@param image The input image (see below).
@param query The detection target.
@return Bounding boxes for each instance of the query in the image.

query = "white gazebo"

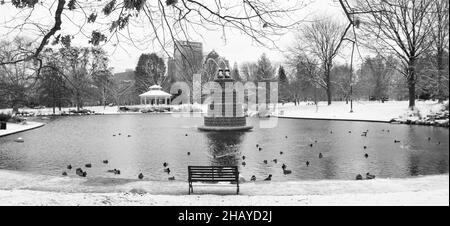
[139,85,172,105]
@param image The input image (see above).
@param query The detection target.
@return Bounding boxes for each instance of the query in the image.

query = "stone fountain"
[198,69,253,132]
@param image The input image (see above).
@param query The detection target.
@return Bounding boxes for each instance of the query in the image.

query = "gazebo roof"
[139,86,171,98]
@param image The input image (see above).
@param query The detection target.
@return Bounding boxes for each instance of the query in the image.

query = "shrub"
[0,113,12,122]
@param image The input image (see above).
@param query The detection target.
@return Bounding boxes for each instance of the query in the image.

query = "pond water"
[0,114,448,182]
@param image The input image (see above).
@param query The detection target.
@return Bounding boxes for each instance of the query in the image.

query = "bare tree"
[0,0,308,77]
[291,18,349,105]
[355,0,435,108]
[429,0,449,102]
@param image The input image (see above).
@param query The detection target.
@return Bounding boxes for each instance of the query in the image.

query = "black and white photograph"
[0,0,448,210]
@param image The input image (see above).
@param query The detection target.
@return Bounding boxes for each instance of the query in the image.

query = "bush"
[0,113,12,122]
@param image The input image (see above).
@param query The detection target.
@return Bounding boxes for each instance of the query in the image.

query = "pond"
[0,114,448,182]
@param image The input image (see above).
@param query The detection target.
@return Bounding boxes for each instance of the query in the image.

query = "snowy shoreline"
[0,170,448,206]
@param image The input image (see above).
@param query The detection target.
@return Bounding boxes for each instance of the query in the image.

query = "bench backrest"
[188,166,239,182]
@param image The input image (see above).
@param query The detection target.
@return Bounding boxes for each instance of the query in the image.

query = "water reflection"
[206,132,245,166]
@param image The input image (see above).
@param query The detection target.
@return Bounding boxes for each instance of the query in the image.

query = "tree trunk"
[436,48,444,103]
[407,59,416,109]
[325,65,332,105]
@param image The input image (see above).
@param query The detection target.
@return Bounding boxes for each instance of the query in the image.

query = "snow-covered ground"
[0,170,447,206]
[0,101,447,124]
[0,121,44,137]
[275,100,447,122]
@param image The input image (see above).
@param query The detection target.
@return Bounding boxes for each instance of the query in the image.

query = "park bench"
[188,166,239,195]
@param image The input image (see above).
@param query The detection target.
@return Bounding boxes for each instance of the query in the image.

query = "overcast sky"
[0,0,359,73]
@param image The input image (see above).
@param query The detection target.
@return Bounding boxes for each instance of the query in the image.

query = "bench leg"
[237,185,239,195]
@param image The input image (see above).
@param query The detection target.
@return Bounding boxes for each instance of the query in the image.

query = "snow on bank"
[275,101,447,123]
[0,170,447,206]
[0,121,44,137]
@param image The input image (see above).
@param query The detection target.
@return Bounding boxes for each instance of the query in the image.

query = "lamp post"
[344,37,356,113]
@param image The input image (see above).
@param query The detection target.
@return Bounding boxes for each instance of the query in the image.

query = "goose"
[306,161,310,167]
[85,163,92,168]
[168,176,175,181]
[355,174,363,180]
[366,173,376,180]
[114,169,121,175]
[164,168,171,174]
[273,159,278,163]
[282,164,287,170]
[263,160,268,164]
[138,173,144,180]
[102,160,109,164]
[319,153,323,159]
[264,174,272,181]
[163,162,168,167]
[250,175,256,181]
[364,153,369,158]
[67,164,72,170]
[62,172,67,176]
[283,169,292,175]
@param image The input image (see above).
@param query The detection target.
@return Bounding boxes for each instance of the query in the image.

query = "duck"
[242,156,246,160]
[306,161,310,167]
[394,140,401,143]
[164,168,171,174]
[102,160,108,164]
[330,131,333,134]
[273,159,278,163]
[355,174,363,180]
[187,152,191,156]
[309,143,313,147]
[242,161,246,166]
[168,176,175,181]
[282,164,287,170]
[185,134,188,136]
[128,135,131,137]
[438,141,441,145]
[85,163,92,168]
[427,137,431,141]
[264,174,272,181]
[138,173,144,180]
[283,169,292,175]
[67,164,72,170]
[319,153,323,159]
[363,146,367,149]
[348,131,352,134]
[163,162,168,167]
[366,173,376,180]
[114,169,121,175]
[285,136,288,139]
[62,172,67,176]
[250,175,256,181]
[280,151,283,155]
[315,140,318,143]
[263,160,268,164]
[364,153,369,158]
[113,134,116,137]
[258,147,262,151]
[76,168,86,177]
[118,133,121,136]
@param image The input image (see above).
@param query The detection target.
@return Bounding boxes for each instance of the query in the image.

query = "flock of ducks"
[59,129,443,182]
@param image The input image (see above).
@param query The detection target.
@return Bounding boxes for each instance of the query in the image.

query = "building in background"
[171,41,204,83]
[112,70,138,105]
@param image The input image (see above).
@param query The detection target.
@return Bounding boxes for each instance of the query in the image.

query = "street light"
[343,37,355,113]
